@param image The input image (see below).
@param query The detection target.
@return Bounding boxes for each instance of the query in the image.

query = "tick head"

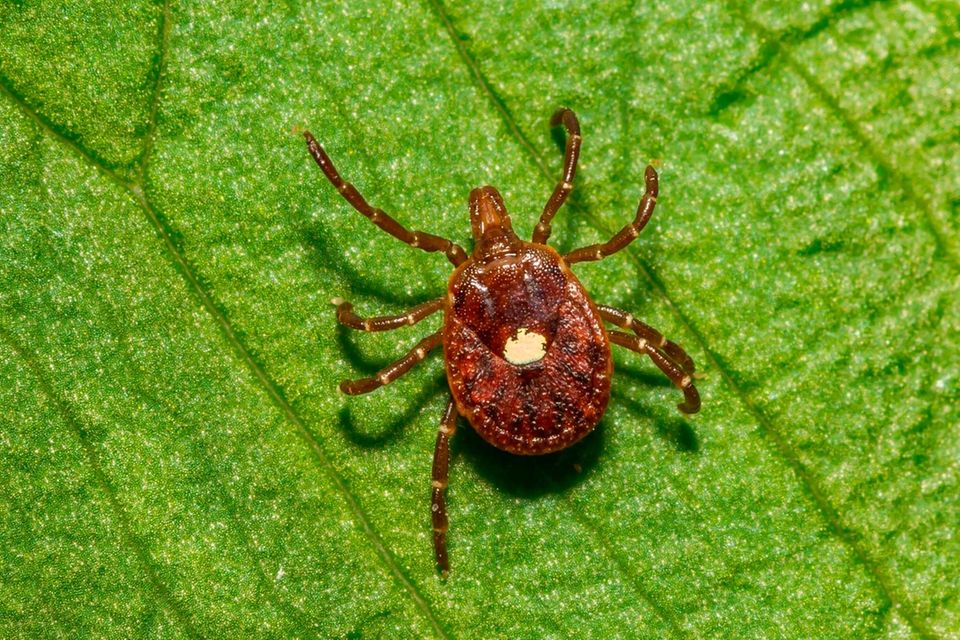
[469,186,520,259]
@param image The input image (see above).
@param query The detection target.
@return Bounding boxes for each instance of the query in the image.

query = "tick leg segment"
[332,297,444,332]
[598,305,695,375]
[565,166,659,264]
[609,330,701,414]
[532,108,582,245]
[304,131,468,266]
[339,331,442,395]
[432,396,458,577]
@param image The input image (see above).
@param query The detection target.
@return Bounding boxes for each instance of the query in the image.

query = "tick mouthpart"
[469,186,510,236]
[469,186,521,258]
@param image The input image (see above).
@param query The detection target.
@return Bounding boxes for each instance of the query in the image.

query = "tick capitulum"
[304,109,700,577]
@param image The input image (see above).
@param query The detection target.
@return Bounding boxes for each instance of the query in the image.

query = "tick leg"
[532,108,582,245]
[609,330,701,414]
[339,331,442,395]
[432,396,458,577]
[565,166,658,265]
[304,131,468,266]
[332,297,444,332]
[598,305,695,375]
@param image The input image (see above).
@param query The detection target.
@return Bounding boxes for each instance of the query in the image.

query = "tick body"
[304,109,700,576]
[444,222,612,455]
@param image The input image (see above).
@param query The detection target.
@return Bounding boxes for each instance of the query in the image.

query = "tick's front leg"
[533,108,582,245]
[304,131,468,265]
[565,166,658,265]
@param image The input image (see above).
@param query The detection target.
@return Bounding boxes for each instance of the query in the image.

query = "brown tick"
[304,109,700,576]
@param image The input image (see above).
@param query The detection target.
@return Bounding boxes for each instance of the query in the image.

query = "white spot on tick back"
[503,328,547,365]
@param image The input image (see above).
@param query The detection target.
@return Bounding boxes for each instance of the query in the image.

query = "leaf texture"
[0,1,957,638]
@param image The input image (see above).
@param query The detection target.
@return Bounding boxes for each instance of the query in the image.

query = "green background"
[1,1,957,638]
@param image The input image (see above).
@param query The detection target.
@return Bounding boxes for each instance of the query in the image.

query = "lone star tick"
[304,109,700,577]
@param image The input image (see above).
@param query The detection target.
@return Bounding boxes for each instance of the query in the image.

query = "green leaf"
[1,1,957,637]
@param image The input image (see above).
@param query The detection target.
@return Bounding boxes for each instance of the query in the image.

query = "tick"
[304,109,700,576]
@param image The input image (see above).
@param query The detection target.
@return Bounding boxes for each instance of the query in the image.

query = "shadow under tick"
[611,387,699,453]
[458,419,605,499]
[339,372,448,448]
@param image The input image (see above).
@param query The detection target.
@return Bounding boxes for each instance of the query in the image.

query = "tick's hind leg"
[609,330,701,414]
[432,397,458,577]
[332,297,444,332]
[339,331,442,395]
[304,131,467,266]
[532,108,582,245]
[598,305,695,375]
[565,166,658,265]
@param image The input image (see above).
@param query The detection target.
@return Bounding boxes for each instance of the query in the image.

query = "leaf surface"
[1,1,957,638]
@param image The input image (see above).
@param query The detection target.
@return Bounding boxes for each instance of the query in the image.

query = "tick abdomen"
[444,243,612,454]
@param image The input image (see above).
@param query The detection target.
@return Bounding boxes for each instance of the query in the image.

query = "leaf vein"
[559,493,693,638]
[77,267,320,632]
[0,77,130,191]
[724,10,949,637]
[137,0,172,180]
[0,328,203,640]
[0,71,451,640]
[733,6,960,270]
